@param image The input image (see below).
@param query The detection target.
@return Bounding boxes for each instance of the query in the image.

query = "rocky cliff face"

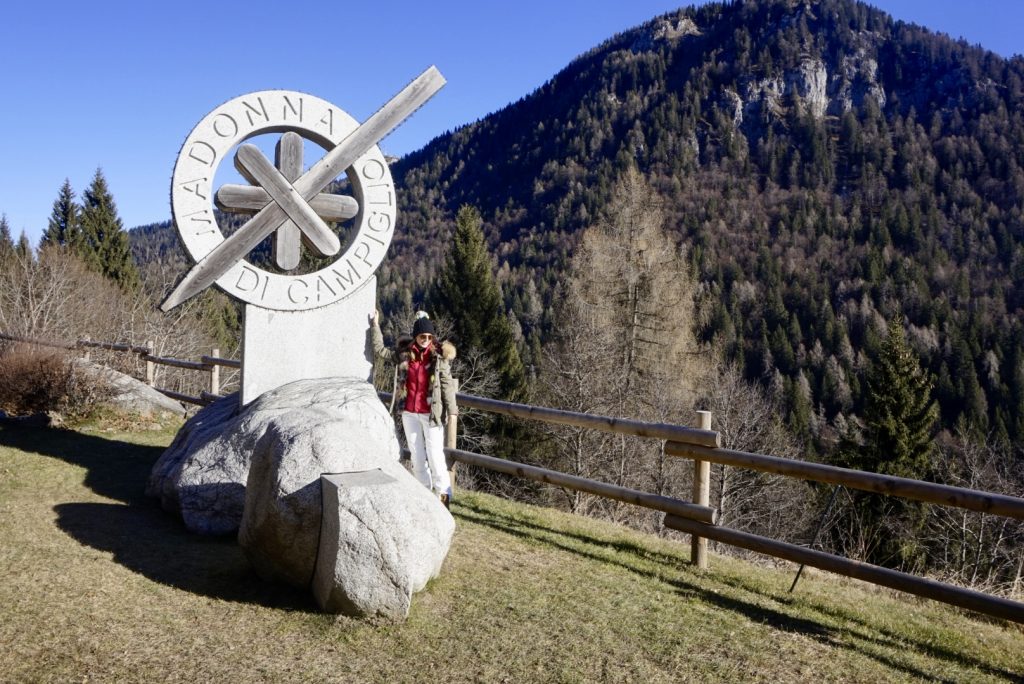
[726,50,885,133]
[630,15,701,52]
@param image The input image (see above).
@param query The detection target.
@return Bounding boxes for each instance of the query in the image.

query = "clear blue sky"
[1,1,1021,245]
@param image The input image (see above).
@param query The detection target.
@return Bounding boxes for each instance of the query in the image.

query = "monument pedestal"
[240,277,376,405]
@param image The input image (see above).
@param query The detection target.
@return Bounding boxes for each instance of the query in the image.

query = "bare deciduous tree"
[701,360,813,543]
[925,427,1024,597]
[0,245,226,400]
[536,166,713,530]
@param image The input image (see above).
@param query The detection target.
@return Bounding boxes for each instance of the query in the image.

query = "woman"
[370,310,457,507]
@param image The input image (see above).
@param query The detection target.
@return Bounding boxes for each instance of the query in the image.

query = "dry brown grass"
[1,421,1022,683]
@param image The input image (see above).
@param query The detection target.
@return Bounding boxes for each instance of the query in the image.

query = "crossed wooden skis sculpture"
[161,66,446,312]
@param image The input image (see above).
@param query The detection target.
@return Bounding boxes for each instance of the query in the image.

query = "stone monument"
[150,67,455,619]
[163,70,443,403]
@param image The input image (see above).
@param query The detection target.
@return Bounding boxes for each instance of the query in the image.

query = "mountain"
[385,0,1024,448]
[133,0,1024,448]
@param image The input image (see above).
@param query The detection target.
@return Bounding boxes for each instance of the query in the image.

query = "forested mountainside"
[386,0,1024,448]
[133,0,1024,448]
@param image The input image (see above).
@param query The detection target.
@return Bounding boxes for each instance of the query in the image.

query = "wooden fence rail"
[455,392,721,448]
[663,514,1024,624]
[665,442,1024,520]
[0,331,233,407]
[0,332,77,351]
[201,354,241,369]
[446,447,718,524]
[452,390,1024,624]
[144,355,212,372]
[79,339,152,355]
[456,390,1024,520]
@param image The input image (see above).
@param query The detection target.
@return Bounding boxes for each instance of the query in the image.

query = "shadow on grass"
[1,425,313,611]
[690,548,1024,682]
[54,501,313,610]
[454,499,1018,683]
[0,424,163,505]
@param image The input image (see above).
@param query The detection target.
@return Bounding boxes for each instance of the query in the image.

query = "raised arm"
[369,310,397,364]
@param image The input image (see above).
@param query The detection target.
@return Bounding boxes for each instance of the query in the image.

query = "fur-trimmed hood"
[396,336,457,361]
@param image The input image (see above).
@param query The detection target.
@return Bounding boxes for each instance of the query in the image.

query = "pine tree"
[839,320,938,569]
[40,178,79,249]
[15,230,32,260]
[436,204,526,400]
[856,321,939,479]
[568,165,708,403]
[0,214,14,264]
[77,168,139,290]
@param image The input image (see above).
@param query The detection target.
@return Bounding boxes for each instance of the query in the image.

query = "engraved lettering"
[353,241,373,267]
[361,231,386,246]
[331,260,361,291]
[361,159,387,180]
[242,97,269,127]
[183,208,216,235]
[178,178,208,200]
[318,108,334,135]
[367,211,392,232]
[282,95,303,121]
[183,209,213,224]
[187,141,217,166]
[212,113,239,138]
[316,275,337,302]
[287,279,309,304]
[236,265,261,292]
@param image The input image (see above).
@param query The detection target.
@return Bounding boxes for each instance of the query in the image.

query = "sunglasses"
[416,333,433,342]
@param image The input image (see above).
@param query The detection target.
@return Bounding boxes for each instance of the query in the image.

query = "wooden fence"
[0,332,234,407]
[3,330,1023,623]
[444,394,1024,625]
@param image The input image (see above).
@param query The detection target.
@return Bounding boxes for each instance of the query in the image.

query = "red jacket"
[404,343,433,414]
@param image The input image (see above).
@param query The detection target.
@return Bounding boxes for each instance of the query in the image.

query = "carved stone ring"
[163,68,445,313]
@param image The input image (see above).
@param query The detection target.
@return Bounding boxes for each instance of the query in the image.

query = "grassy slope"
[0,422,1021,683]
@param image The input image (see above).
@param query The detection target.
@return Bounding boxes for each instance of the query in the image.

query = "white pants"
[401,411,451,496]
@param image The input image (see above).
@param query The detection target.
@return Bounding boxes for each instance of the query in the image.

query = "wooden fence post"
[210,347,220,396]
[445,379,459,491]
[145,340,155,386]
[691,410,712,569]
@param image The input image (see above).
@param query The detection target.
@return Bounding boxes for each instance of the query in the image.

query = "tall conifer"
[15,231,32,260]
[856,321,938,478]
[436,205,526,400]
[840,320,938,568]
[78,169,139,290]
[40,178,79,249]
[0,214,14,264]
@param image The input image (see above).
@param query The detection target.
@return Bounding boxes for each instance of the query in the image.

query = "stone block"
[313,469,454,619]
[240,276,375,405]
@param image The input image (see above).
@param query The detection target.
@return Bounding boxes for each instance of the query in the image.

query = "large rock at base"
[146,393,245,534]
[313,470,454,619]
[237,377,451,592]
[148,376,454,617]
